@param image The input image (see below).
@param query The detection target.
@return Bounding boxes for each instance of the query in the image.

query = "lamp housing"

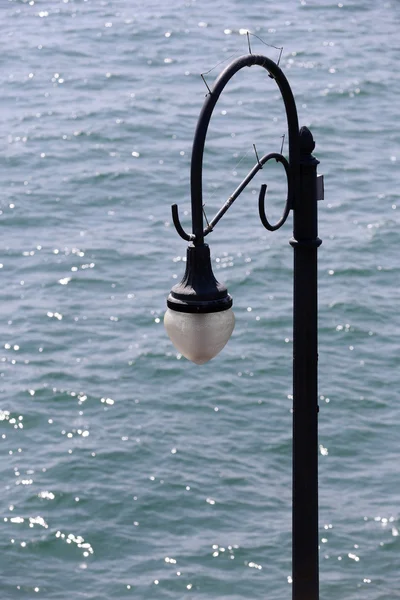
[165,244,234,364]
[167,244,232,314]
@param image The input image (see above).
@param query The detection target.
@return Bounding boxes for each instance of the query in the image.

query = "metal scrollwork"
[257,152,292,231]
[171,204,195,242]
[171,54,300,245]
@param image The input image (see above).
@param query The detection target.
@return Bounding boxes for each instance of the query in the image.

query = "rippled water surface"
[1,0,400,598]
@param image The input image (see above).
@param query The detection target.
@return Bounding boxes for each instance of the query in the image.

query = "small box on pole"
[317,174,324,201]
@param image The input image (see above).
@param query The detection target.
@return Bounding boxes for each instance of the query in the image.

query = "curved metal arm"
[171,204,195,242]
[171,53,300,244]
[258,153,292,231]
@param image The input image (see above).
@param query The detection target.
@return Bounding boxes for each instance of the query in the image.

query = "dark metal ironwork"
[172,149,292,240]
[168,53,322,600]
[167,244,232,314]
[171,53,300,244]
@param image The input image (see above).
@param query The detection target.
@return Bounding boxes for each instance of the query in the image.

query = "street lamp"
[165,53,322,600]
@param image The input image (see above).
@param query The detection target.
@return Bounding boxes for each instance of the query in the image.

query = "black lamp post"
[165,53,322,600]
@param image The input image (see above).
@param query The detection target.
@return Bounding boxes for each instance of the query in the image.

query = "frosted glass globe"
[164,308,235,365]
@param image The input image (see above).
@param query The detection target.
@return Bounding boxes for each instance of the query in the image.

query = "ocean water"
[1,0,400,598]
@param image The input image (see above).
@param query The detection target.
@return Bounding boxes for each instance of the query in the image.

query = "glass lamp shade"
[164,307,235,365]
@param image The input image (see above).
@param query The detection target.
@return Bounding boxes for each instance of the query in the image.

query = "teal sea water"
[1,0,400,598]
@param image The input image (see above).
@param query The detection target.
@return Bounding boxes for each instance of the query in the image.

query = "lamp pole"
[165,54,322,600]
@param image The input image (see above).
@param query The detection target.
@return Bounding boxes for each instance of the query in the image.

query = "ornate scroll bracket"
[171,53,300,245]
[172,151,293,241]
